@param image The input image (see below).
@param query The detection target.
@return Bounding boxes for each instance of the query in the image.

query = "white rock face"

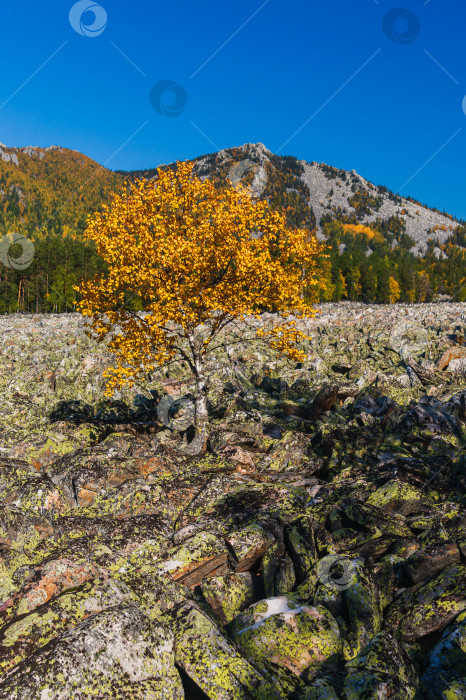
[22,147,45,159]
[299,160,455,254]
[0,148,19,165]
[198,143,457,257]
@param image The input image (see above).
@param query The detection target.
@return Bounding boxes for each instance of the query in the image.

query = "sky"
[0,0,465,219]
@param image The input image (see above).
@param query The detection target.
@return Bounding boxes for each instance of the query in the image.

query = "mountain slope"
[0,143,120,236]
[0,140,464,312]
[123,142,460,254]
[0,139,459,252]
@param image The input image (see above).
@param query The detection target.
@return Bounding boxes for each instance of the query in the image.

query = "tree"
[361,264,378,302]
[388,276,400,304]
[376,261,391,303]
[415,270,432,302]
[76,162,322,454]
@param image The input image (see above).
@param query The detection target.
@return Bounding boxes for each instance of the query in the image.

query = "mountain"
[0,141,464,312]
[0,143,120,236]
[122,142,461,256]
[0,140,460,253]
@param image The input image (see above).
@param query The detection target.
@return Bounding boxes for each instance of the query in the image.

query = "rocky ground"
[0,302,465,699]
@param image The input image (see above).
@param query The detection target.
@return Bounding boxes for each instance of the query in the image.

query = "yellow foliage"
[343,224,384,244]
[388,276,400,304]
[76,162,322,397]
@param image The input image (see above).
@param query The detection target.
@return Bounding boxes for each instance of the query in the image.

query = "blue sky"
[0,0,465,218]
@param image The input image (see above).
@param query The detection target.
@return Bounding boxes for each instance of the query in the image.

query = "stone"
[405,540,460,584]
[199,572,256,625]
[230,596,341,681]
[385,564,466,641]
[226,524,275,572]
[0,604,184,699]
[438,346,466,371]
[172,600,281,699]
[366,480,427,516]
[421,610,466,699]
[344,630,421,699]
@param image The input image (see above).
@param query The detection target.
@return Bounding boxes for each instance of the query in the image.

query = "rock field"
[0,302,465,698]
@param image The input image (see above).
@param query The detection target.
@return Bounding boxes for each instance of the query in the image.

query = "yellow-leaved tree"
[76,162,322,454]
[388,276,401,304]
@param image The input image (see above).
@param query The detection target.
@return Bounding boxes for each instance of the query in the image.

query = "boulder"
[0,604,184,699]
[230,596,341,681]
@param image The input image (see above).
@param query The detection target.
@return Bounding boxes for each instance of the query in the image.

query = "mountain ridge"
[0,139,460,254]
[0,140,464,312]
[118,141,461,255]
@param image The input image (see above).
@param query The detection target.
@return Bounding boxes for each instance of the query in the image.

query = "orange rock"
[438,346,466,370]
[137,456,165,478]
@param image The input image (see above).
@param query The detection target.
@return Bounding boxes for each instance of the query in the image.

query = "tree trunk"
[181,364,208,456]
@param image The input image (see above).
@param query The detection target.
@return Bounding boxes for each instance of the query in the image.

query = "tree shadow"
[48,394,161,432]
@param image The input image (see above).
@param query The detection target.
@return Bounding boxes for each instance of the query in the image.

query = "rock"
[172,600,281,698]
[331,363,352,375]
[0,578,138,675]
[285,519,317,583]
[262,544,296,597]
[342,559,384,660]
[0,604,184,699]
[344,630,421,699]
[230,596,341,681]
[405,540,460,584]
[385,564,466,641]
[259,430,316,472]
[300,678,340,699]
[199,572,256,625]
[421,610,466,699]
[366,480,427,516]
[260,376,289,395]
[226,524,275,572]
[302,385,339,422]
[438,346,466,371]
[0,558,102,626]
[159,532,229,587]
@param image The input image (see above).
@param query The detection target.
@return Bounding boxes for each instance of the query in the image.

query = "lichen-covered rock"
[384,564,466,641]
[230,596,341,681]
[199,572,256,625]
[421,610,466,699]
[285,519,318,583]
[0,558,102,626]
[0,577,138,674]
[0,604,184,699]
[300,677,340,699]
[172,600,282,699]
[261,539,297,597]
[226,523,275,572]
[341,559,384,660]
[405,540,460,584]
[366,480,427,516]
[344,630,421,699]
[157,531,229,587]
